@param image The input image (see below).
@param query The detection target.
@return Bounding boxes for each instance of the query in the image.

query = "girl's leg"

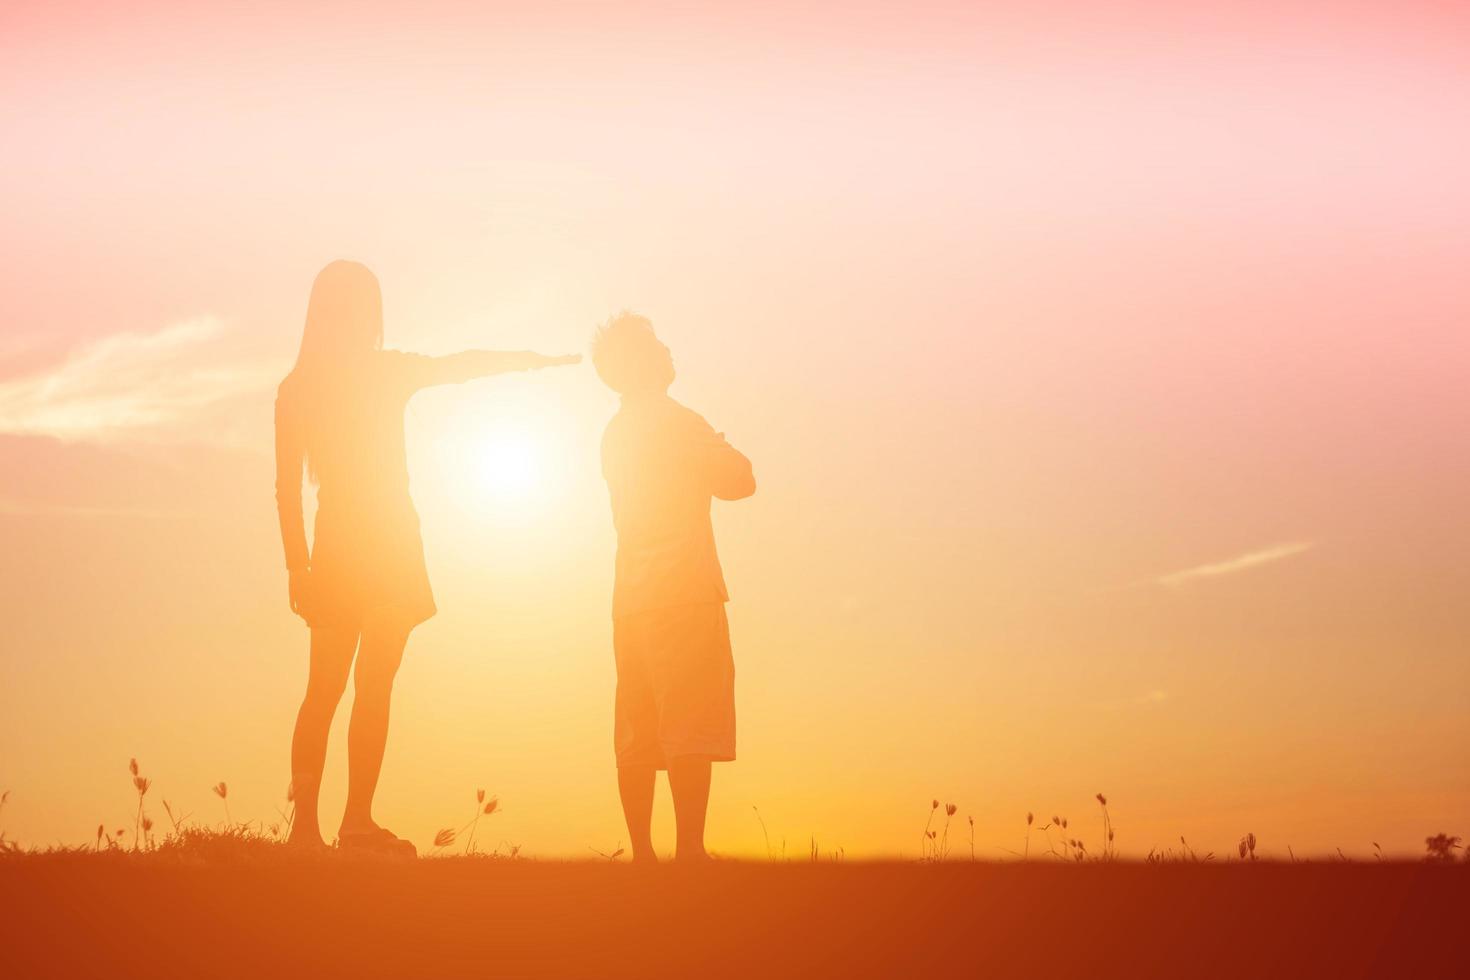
[290,625,359,846]
[340,613,412,836]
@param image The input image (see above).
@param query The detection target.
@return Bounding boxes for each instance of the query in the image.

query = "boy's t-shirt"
[601,392,753,619]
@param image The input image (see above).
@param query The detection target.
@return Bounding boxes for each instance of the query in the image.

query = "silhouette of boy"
[591,312,755,864]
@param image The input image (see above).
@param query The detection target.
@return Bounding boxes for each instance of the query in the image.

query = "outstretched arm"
[399,350,581,390]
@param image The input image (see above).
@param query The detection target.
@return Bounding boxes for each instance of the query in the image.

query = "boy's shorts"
[613,601,735,769]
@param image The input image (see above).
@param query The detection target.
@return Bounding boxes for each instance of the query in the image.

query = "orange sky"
[2,0,1468,859]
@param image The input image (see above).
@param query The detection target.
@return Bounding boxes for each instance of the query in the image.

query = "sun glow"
[428,423,550,518]
[473,431,543,499]
[469,430,542,499]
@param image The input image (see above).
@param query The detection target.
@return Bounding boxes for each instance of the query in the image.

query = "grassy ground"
[2,838,1465,979]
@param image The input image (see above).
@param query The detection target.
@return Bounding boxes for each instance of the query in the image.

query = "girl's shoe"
[338,826,416,857]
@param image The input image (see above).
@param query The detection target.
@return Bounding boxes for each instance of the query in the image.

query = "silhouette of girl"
[274,260,578,854]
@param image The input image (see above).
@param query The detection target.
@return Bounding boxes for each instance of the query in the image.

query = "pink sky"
[1,1,1467,857]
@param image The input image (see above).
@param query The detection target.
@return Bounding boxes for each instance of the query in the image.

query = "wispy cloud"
[0,318,270,441]
[1154,541,1315,589]
[0,498,180,520]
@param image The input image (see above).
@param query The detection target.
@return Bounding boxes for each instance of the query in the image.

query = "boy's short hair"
[591,311,662,394]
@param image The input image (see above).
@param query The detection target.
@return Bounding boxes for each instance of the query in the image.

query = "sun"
[426,422,549,517]
[467,430,542,500]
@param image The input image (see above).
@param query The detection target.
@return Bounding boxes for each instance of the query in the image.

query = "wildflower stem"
[922,810,935,861]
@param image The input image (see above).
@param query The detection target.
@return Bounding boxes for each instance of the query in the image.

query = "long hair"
[283,260,384,478]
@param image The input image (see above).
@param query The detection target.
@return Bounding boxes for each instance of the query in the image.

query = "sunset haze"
[2,0,1467,860]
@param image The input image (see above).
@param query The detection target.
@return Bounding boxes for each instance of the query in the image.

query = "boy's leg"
[614,612,661,863]
[617,766,658,863]
[668,755,712,862]
[660,604,732,863]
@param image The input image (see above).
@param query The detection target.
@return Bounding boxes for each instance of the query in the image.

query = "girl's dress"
[275,350,467,631]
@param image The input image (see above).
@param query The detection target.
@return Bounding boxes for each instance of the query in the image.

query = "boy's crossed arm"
[693,423,756,501]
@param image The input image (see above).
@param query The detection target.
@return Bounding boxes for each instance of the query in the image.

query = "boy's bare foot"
[674,849,712,865]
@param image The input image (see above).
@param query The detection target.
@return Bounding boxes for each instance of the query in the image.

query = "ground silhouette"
[2,850,1466,979]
